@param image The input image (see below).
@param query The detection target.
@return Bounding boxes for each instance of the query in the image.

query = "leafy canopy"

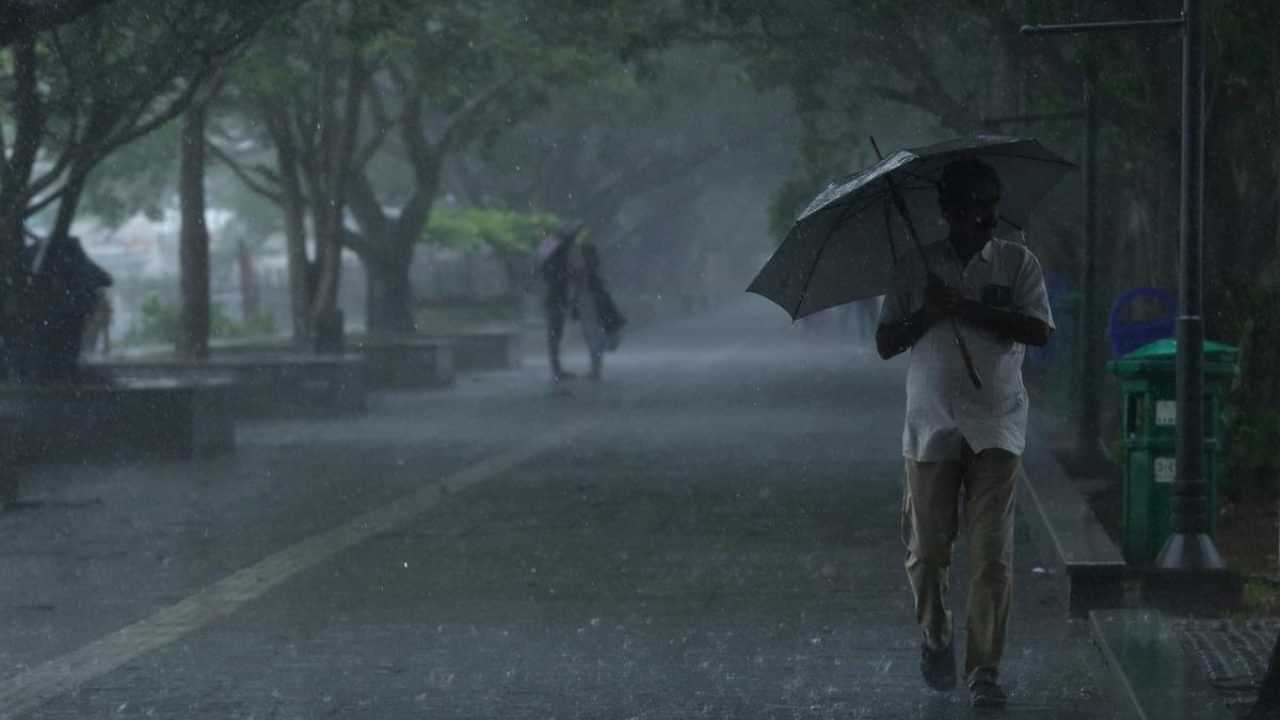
[422,207,560,254]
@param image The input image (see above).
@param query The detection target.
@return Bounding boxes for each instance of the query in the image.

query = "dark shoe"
[969,671,1007,708]
[920,642,956,691]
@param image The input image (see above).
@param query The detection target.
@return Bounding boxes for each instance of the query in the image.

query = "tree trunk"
[177,104,211,360]
[365,247,415,337]
[265,107,315,347]
[309,212,345,353]
[0,37,42,341]
[237,239,259,320]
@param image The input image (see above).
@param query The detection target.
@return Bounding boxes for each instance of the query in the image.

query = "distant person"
[538,224,582,384]
[82,287,113,356]
[874,157,1053,707]
[574,242,625,381]
[20,234,113,382]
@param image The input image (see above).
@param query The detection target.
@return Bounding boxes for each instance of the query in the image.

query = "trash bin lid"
[1107,337,1239,376]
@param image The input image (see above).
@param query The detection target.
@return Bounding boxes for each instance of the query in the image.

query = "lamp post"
[1023,0,1226,574]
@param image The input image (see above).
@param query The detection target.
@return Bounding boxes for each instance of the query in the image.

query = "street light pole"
[1080,63,1101,467]
[1157,0,1224,571]
[1023,0,1226,574]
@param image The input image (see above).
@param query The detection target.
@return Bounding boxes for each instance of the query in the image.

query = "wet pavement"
[1179,618,1280,717]
[0,299,1120,718]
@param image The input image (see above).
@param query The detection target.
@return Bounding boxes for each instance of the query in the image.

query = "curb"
[1019,434,1129,616]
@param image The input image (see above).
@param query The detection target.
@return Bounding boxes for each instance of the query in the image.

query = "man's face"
[943,179,1001,245]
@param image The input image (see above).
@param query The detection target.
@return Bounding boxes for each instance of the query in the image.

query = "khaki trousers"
[900,445,1019,681]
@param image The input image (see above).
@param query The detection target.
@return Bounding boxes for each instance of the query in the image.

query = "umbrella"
[535,223,584,264]
[747,134,1075,320]
[749,134,1074,388]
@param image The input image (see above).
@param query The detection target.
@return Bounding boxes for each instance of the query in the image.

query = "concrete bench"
[0,377,235,463]
[353,337,455,389]
[92,353,368,417]
[429,331,523,371]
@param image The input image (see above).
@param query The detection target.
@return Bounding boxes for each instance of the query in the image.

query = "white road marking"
[0,421,590,719]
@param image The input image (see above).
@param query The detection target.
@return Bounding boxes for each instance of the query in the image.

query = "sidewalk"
[0,300,1124,718]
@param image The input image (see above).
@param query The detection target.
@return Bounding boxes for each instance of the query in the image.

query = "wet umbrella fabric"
[747,135,1075,320]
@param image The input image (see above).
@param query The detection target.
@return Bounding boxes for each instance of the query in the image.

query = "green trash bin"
[1106,338,1239,564]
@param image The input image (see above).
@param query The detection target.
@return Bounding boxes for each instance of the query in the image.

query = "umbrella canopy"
[748,135,1075,320]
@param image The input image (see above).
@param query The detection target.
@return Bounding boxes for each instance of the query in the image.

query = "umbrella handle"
[951,318,984,390]
[927,272,983,389]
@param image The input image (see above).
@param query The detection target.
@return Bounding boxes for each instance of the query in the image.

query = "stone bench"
[0,377,235,463]
[425,331,523,371]
[352,337,455,389]
[91,352,368,417]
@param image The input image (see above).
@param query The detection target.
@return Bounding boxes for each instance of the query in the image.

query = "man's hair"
[938,156,1001,210]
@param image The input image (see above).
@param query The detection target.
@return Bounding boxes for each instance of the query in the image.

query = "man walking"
[539,224,581,385]
[875,157,1054,707]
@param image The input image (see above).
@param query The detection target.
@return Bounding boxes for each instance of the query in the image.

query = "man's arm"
[957,300,1053,347]
[876,308,929,360]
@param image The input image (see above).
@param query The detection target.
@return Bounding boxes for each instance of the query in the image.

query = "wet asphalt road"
[0,298,1120,718]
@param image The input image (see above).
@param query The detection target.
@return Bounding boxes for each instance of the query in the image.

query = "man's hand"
[923,282,963,324]
[876,278,962,360]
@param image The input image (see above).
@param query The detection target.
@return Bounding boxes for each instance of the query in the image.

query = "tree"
[213,0,404,347]
[212,0,689,340]
[0,0,298,364]
[0,0,119,48]
[341,0,619,336]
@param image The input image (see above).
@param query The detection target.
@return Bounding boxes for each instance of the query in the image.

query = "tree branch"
[341,228,376,260]
[208,141,283,205]
[346,172,393,253]
[2,36,43,196]
[353,74,395,172]
[437,73,522,152]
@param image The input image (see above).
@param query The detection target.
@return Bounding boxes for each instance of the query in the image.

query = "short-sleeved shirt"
[878,237,1054,461]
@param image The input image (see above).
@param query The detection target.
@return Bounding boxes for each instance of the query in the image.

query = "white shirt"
[878,237,1055,461]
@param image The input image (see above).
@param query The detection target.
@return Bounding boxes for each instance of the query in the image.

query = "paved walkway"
[1179,618,1280,717]
[0,299,1119,718]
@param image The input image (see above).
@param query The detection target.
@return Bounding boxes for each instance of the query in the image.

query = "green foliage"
[126,294,277,345]
[422,208,560,254]
[216,308,278,339]
[1219,282,1280,497]
[126,294,179,345]
[81,121,180,226]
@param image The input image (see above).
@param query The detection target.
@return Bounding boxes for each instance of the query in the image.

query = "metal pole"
[1078,65,1101,465]
[1155,0,1224,570]
[1020,18,1185,34]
